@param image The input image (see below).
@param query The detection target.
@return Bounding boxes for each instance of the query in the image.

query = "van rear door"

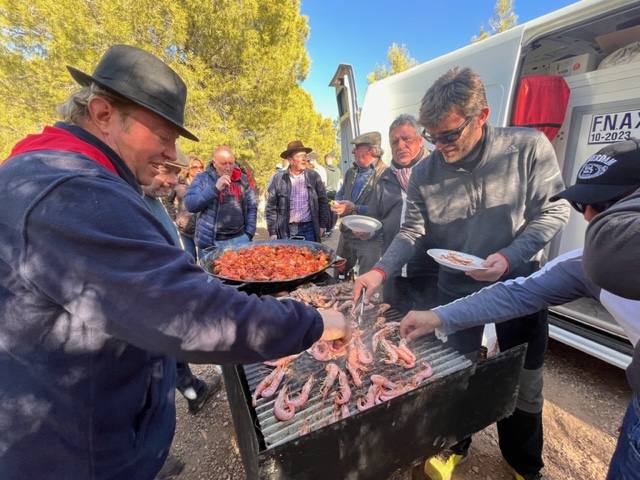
[330,64,360,173]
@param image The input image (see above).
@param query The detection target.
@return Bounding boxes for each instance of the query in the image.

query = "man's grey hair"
[419,67,488,129]
[388,114,420,135]
[57,82,133,125]
[370,145,383,158]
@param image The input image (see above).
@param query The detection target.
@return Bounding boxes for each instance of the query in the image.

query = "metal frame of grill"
[249,335,471,449]
[223,327,527,479]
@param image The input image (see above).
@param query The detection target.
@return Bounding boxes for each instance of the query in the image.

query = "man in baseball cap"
[398,139,640,480]
[550,139,640,214]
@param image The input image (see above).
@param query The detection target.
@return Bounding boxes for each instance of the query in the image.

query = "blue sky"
[300,0,576,120]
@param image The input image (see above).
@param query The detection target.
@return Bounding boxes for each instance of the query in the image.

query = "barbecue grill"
[222,307,527,479]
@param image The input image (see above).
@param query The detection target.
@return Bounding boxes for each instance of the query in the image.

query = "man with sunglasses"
[397,139,640,480]
[354,67,571,480]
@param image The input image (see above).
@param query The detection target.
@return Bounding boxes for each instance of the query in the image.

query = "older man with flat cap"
[266,140,330,242]
[0,45,347,480]
[332,131,387,275]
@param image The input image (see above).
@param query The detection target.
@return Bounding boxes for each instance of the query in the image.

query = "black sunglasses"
[422,117,473,145]
[570,199,618,214]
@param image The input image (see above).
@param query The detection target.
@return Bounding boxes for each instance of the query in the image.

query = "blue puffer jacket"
[0,123,322,480]
[184,165,257,249]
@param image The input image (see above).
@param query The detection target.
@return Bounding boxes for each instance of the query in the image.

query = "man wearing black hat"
[0,45,348,480]
[396,139,640,479]
[266,140,330,242]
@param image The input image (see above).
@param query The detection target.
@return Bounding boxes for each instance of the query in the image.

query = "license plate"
[588,110,640,144]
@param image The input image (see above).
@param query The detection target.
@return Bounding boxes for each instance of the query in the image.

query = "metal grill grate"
[243,309,472,449]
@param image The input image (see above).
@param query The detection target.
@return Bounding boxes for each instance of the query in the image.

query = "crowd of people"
[0,43,638,480]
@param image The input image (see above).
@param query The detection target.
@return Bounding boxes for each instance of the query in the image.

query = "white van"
[331,0,640,368]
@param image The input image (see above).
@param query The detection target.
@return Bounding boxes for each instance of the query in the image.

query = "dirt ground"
[171,228,631,479]
[171,340,630,480]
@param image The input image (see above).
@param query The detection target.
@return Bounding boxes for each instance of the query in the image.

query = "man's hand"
[174,184,187,198]
[353,269,384,302]
[176,213,191,229]
[331,200,355,216]
[353,230,373,240]
[400,310,442,342]
[269,234,278,240]
[318,308,350,342]
[215,174,231,191]
[466,252,508,282]
[320,228,325,238]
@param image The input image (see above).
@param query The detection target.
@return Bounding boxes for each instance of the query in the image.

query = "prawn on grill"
[251,365,287,406]
[274,385,296,421]
[334,370,351,405]
[252,366,282,406]
[320,363,340,398]
[288,375,315,409]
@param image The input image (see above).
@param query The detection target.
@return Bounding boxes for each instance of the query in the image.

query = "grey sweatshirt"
[583,188,640,394]
[376,125,571,297]
[435,248,640,393]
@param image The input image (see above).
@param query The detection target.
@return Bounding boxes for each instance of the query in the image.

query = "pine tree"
[0,0,337,188]
[471,0,518,43]
[367,43,418,84]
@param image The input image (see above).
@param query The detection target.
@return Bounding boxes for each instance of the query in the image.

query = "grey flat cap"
[351,131,381,147]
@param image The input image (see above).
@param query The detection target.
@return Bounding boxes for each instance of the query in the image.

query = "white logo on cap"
[578,154,617,180]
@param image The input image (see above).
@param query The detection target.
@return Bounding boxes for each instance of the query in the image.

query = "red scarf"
[8,126,118,175]
[219,167,243,202]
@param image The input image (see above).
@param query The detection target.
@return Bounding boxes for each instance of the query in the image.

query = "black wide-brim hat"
[67,44,198,141]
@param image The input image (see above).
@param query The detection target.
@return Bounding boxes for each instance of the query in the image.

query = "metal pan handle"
[206,275,247,290]
[329,255,346,267]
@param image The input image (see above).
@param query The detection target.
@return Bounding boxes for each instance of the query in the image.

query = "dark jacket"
[184,165,257,249]
[583,187,640,394]
[0,124,322,479]
[377,125,571,297]
[337,158,386,212]
[266,168,330,241]
[368,157,437,278]
[337,158,387,243]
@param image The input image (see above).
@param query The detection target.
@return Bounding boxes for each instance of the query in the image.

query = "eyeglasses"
[422,117,473,145]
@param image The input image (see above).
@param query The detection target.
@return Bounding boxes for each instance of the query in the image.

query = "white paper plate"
[427,249,488,272]
[341,215,382,234]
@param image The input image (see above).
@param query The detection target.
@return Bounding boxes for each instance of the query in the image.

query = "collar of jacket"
[284,168,314,184]
[391,148,426,170]
[351,157,386,174]
[56,122,142,194]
